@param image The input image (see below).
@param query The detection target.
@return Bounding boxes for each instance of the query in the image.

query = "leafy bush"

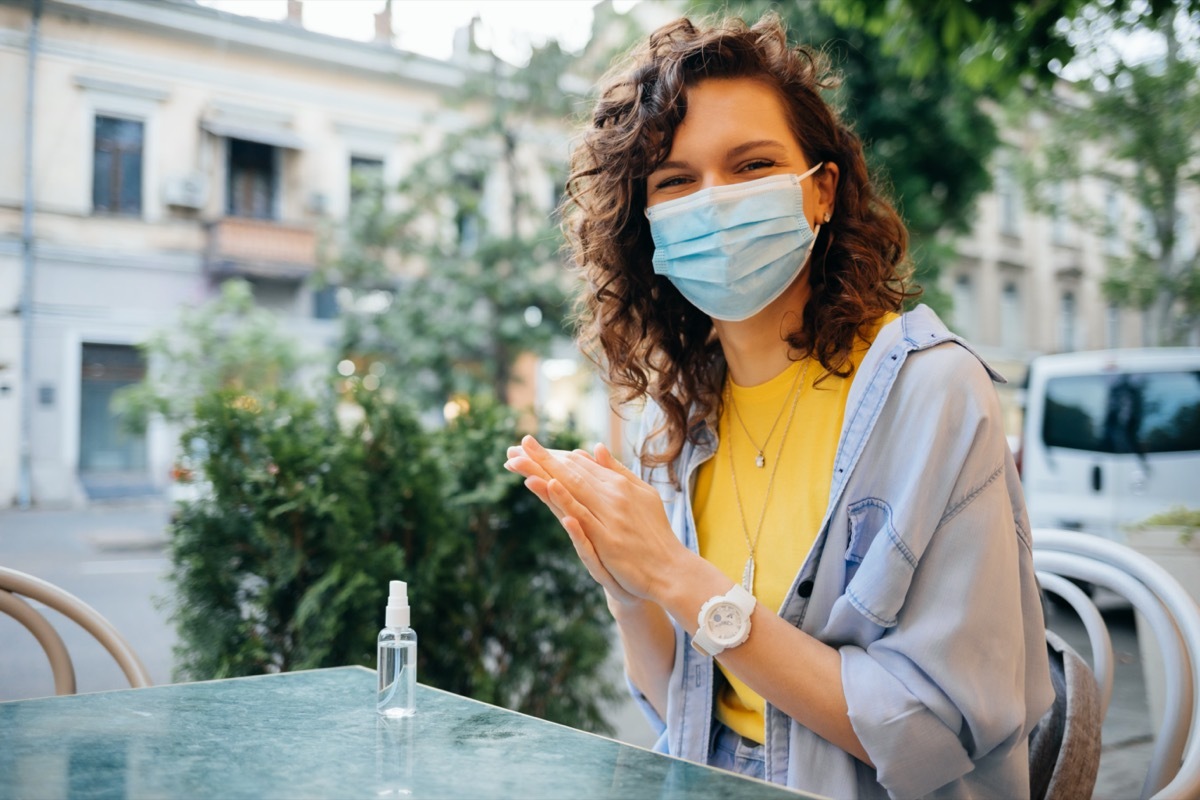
[1136,506,1200,544]
[168,386,617,733]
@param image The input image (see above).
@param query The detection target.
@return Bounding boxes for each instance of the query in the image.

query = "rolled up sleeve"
[837,471,1034,799]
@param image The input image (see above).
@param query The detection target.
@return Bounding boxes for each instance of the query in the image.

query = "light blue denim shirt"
[629,306,1055,800]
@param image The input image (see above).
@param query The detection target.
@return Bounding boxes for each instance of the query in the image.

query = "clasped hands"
[503,435,686,609]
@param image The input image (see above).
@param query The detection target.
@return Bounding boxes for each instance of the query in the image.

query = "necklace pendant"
[742,556,755,593]
[755,452,765,468]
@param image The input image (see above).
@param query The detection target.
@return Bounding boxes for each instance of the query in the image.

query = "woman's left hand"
[506,435,692,604]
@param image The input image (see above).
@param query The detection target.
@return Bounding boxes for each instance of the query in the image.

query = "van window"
[1043,371,1200,454]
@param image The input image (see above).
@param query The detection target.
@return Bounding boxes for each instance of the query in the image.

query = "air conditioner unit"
[163,172,209,210]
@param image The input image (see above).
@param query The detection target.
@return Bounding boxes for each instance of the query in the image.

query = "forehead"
[669,77,801,153]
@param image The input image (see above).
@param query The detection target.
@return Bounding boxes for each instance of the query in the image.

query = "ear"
[816,162,839,222]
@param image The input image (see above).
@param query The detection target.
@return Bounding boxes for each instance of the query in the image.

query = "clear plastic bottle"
[377,580,417,717]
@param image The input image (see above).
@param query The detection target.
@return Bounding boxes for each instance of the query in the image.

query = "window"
[227,138,277,219]
[454,173,484,255]
[952,274,977,340]
[79,343,147,475]
[1051,182,1070,246]
[1138,205,1159,258]
[313,285,339,320]
[349,156,384,207]
[1106,304,1121,349]
[1059,291,1077,352]
[996,155,1021,237]
[1177,202,1195,266]
[1105,184,1122,256]
[93,116,144,215]
[1000,281,1024,353]
[1043,371,1200,454]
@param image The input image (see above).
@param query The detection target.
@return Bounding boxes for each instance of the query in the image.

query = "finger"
[547,477,602,534]
[524,476,551,503]
[561,515,626,593]
[511,443,576,460]
[505,455,551,481]
[562,450,620,482]
[525,477,568,521]
[594,442,640,480]
[523,436,601,503]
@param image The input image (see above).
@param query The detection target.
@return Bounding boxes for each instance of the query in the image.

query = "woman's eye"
[655,175,690,190]
[741,159,775,172]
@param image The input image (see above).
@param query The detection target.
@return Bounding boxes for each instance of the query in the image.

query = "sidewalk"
[0,501,175,699]
[0,502,1157,795]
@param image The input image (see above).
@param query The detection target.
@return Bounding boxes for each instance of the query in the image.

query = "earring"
[823,212,832,223]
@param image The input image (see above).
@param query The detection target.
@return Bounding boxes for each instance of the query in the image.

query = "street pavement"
[0,500,1156,797]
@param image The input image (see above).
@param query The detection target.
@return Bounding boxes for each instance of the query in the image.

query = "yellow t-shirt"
[693,313,898,743]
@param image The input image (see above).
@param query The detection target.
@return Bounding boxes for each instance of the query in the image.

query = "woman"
[505,14,1053,799]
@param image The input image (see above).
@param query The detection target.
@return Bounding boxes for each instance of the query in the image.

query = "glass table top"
[0,666,813,799]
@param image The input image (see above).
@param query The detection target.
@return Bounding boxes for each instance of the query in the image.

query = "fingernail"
[503,460,514,471]
[522,435,544,453]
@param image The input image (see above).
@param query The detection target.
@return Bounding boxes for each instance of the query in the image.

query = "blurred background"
[1,0,1197,509]
[0,0,1197,796]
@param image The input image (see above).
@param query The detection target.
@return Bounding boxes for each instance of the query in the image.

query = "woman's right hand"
[504,444,645,609]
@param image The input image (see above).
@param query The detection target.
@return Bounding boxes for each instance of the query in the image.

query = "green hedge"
[168,387,617,733]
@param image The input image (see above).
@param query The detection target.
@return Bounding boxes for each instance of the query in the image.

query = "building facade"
[0,0,572,507]
[943,105,1198,435]
[3,0,1193,508]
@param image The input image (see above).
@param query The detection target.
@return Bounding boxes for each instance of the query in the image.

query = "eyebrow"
[649,139,790,174]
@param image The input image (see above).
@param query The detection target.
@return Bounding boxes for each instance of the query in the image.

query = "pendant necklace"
[728,360,807,468]
[727,359,810,593]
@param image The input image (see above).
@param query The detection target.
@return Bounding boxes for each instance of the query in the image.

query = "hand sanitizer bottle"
[377,580,417,717]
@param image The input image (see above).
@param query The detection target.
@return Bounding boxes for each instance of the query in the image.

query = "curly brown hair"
[564,13,918,478]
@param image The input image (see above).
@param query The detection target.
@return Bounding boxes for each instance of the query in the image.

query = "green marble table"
[0,666,813,799]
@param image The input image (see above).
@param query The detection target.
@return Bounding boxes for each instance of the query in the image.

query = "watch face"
[705,601,747,645]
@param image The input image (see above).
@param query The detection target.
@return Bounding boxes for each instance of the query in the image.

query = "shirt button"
[796,579,814,598]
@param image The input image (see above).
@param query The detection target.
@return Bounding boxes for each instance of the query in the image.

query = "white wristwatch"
[691,583,756,657]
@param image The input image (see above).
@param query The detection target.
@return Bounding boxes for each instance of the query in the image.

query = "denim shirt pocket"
[843,498,918,629]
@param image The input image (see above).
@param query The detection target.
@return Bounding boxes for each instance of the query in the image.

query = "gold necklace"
[727,361,806,468]
[727,359,810,593]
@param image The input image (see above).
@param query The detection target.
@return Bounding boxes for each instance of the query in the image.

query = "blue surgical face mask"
[645,163,824,321]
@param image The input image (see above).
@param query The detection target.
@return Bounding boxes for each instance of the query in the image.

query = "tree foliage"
[1021,5,1200,343]
[690,0,1000,314]
[820,0,1200,93]
[326,41,579,410]
[113,279,305,432]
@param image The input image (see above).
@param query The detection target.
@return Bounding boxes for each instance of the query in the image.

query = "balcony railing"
[205,217,317,281]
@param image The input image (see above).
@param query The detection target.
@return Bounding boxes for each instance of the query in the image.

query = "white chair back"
[1033,528,1200,800]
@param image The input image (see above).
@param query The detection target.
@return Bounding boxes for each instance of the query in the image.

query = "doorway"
[78,343,151,498]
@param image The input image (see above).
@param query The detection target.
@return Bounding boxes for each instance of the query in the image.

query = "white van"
[1020,348,1200,541]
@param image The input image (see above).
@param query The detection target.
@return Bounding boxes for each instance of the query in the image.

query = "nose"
[697,172,730,191]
